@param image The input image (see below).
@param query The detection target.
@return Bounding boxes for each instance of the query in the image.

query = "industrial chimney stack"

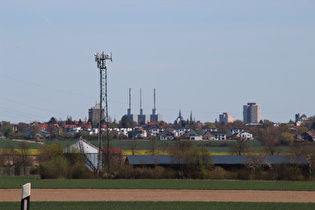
[127,88,132,115]
[152,88,157,115]
[140,88,143,115]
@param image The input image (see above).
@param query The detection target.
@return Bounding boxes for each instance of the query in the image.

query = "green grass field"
[0,138,291,155]
[1,201,315,210]
[1,176,315,191]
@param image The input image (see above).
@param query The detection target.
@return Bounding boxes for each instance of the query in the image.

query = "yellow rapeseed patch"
[0,149,39,155]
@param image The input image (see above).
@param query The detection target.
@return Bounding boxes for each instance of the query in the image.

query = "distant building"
[124,88,161,124]
[124,88,138,123]
[150,88,162,123]
[243,102,261,123]
[219,112,236,123]
[88,103,105,128]
[138,89,150,124]
[174,110,185,126]
[229,128,244,136]
[295,113,307,123]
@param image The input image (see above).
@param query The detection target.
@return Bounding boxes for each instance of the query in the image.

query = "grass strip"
[1,176,315,191]
[1,201,315,210]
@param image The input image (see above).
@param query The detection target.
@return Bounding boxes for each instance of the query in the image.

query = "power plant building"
[123,88,162,125]
[150,88,162,123]
[124,88,138,123]
[138,88,150,124]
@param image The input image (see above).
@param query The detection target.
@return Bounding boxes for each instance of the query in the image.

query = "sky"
[1,0,315,124]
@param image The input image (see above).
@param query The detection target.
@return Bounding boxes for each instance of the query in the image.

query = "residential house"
[173,127,186,137]
[202,130,226,140]
[159,130,174,140]
[211,131,226,140]
[184,130,197,138]
[238,132,254,140]
[229,128,244,136]
[203,130,214,140]
[148,127,160,136]
[202,127,218,135]
[301,131,315,142]
[190,135,203,140]
[23,129,50,138]
[128,129,146,139]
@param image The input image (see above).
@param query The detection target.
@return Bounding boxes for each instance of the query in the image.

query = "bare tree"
[127,139,139,155]
[3,144,19,175]
[260,127,281,155]
[170,140,193,158]
[229,138,252,155]
[147,139,159,155]
[18,141,32,175]
[246,155,273,180]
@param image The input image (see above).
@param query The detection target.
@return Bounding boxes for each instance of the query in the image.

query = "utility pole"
[94,52,112,174]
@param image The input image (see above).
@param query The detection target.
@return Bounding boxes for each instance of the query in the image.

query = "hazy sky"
[1,0,315,124]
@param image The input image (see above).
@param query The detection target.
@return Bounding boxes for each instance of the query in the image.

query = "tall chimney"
[152,88,157,115]
[128,88,132,115]
[140,88,143,115]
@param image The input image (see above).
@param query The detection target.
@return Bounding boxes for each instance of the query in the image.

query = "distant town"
[1,97,315,180]
[1,98,315,144]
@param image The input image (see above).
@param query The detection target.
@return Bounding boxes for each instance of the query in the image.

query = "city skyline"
[1,1,315,124]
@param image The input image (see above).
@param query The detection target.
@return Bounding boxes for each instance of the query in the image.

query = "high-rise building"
[219,112,236,123]
[243,102,261,123]
[88,103,105,128]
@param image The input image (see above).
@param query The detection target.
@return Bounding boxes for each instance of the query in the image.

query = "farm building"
[64,138,101,171]
[125,155,310,179]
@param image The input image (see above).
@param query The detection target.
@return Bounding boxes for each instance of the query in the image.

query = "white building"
[64,138,100,171]
[219,112,236,123]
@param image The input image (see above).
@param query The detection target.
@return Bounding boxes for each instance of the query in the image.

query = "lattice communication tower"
[94,52,112,173]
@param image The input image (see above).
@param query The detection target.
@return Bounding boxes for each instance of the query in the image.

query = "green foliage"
[182,146,213,179]
[303,116,315,130]
[37,143,94,179]
[37,143,64,163]
[119,116,135,128]
[204,122,216,128]
[280,132,294,145]
[39,155,68,179]
[4,127,14,139]
[298,127,309,135]
[209,166,227,179]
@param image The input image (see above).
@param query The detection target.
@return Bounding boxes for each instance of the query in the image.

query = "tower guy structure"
[94,51,112,173]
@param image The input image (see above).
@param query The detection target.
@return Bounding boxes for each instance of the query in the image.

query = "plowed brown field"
[1,189,315,203]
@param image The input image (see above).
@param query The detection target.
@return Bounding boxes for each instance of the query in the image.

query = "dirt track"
[1,189,315,203]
